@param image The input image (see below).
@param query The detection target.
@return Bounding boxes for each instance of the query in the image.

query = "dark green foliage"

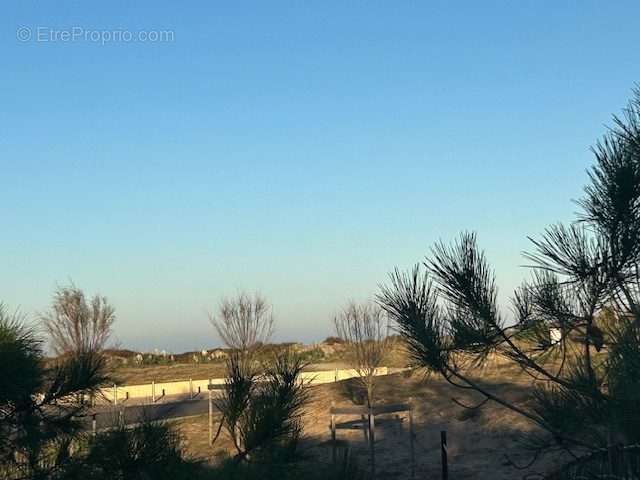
[240,350,308,460]
[605,319,640,444]
[530,359,609,448]
[215,349,309,462]
[547,446,640,479]
[378,266,447,371]
[206,449,366,480]
[0,305,42,408]
[0,306,112,479]
[216,351,257,452]
[65,420,203,480]
[377,88,640,475]
[68,415,365,480]
[0,296,218,480]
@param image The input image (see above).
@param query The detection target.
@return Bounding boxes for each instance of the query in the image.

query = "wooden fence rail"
[330,399,415,479]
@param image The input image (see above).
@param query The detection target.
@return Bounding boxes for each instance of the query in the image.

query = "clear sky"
[1,2,639,353]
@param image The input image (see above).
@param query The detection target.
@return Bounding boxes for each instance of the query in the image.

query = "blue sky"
[1,2,639,352]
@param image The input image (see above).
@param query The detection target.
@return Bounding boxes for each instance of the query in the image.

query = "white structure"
[550,327,562,343]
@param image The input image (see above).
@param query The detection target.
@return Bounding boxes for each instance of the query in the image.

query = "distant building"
[211,349,227,360]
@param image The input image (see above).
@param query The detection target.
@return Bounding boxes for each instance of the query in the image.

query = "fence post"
[208,381,213,446]
[113,384,117,406]
[330,401,336,464]
[441,430,448,480]
[92,414,97,436]
[608,428,621,476]
[369,406,376,477]
[409,398,415,479]
[152,381,156,403]
[189,378,193,399]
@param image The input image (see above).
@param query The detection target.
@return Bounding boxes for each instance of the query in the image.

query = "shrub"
[215,349,309,463]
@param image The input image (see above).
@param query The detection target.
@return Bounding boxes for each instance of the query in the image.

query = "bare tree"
[41,285,115,355]
[334,302,390,407]
[210,292,274,353]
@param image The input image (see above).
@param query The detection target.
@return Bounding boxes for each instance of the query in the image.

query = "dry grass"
[173,359,569,479]
[113,363,229,385]
[112,360,359,385]
[111,342,411,385]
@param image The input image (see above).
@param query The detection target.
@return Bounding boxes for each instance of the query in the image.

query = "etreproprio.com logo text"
[16,26,175,45]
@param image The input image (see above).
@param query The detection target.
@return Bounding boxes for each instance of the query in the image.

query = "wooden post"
[330,401,336,464]
[608,428,619,476]
[441,430,448,480]
[113,384,117,405]
[119,409,124,427]
[91,414,97,436]
[409,398,415,479]
[189,378,193,399]
[208,387,213,446]
[369,407,376,477]
[152,381,156,403]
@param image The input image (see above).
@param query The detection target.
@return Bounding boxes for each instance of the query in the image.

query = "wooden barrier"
[330,400,414,478]
[441,430,448,480]
[208,381,213,446]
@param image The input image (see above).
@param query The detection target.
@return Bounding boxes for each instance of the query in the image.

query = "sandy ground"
[112,361,358,385]
[174,363,569,479]
[110,342,409,385]
[112,363,229,385]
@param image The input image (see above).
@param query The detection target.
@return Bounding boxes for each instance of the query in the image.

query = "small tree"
[214,349,309,463]
[211,294,308,463]
[66,418,203,480]
[41,284,115,355]
[0,302,110,478]
[210,292,274,355]
[377,89,640,476]
[334,302,390,407]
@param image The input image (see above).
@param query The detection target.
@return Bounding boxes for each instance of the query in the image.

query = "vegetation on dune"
[1,288,364,480]
[334,302,390,407]
[64,420,203,480]
[378,89,640,478]
[4,89,640,479]
[0,288,113,479]
[214,350,310,463]
[211,293,311,463]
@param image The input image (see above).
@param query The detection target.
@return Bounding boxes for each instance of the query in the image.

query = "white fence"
[101,367,395,404]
